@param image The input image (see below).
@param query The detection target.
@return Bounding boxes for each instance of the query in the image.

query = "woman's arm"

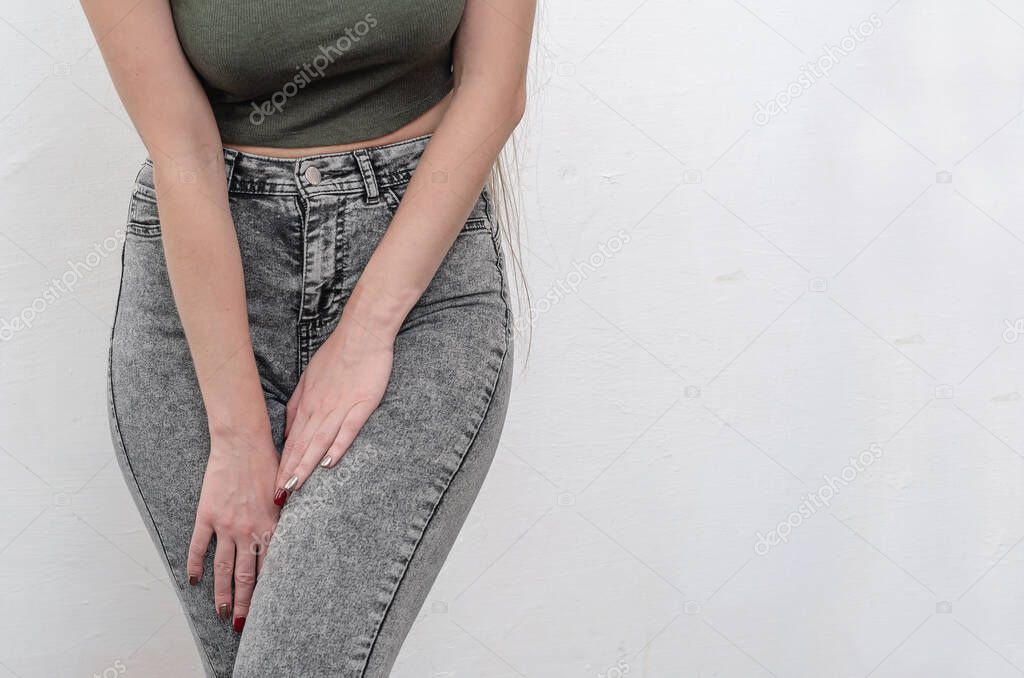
[277,0,536,496]
[83,0,266,434]
[81,0,278,629]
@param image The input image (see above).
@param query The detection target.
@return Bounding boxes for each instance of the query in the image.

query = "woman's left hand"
[274,314,395,505]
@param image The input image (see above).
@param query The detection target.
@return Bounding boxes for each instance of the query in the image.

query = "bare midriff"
[223,92,453,159]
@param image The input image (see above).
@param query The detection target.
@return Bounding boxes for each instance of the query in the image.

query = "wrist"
[343,278,419,340]
[205,395,272,445]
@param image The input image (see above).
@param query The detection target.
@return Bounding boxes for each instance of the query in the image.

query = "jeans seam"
[336,196,350,305]
[295,194,312,371]
[124,225,162,238]
[356,289,511,678]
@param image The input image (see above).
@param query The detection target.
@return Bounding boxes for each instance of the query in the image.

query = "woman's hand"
[186,428,281,633]
[274,313,395,505]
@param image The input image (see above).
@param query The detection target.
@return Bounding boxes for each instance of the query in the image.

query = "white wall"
[3,0,1024,676]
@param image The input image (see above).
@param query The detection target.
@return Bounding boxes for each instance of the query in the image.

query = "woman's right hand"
[186,427,281,633]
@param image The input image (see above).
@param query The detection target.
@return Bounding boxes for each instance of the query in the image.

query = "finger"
[280,405,312,476]
[320,400,378,469]
[256,539,267,575]
[253,517,276,574]
[285,374,305,438]
[186,520,213,586]
[281,408,325,480]
[213,537,235,622]
[275,408,326,503]
[232,544,257,633]
[290,412,346,491]
[276,406,314,494]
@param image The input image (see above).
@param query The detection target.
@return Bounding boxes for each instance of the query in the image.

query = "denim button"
[303,166,321,185]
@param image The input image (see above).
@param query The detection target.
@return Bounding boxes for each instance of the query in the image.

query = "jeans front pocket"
[126,184,161,238]
[381,182,494,235]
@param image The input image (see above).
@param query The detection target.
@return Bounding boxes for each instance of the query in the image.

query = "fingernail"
[233,616,246,633]
[218,604,231,621]
[188,574,199,586]
[319,455,332,468]
[284,475,298,491]
[273,489,288,507]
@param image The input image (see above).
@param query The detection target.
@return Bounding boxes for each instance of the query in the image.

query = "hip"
[116,133,511,394]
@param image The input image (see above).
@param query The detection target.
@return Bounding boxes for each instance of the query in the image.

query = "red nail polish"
[273,489,288,507]
[188,574,199,586]
[233,616,246,633]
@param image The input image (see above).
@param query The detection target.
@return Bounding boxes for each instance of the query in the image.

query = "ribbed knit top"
[170,1,466,147]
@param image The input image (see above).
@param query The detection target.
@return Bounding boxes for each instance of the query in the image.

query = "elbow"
[453,74,527,131]
[149,137,225,184]
[509,82,527,127]
[493,81,527,135]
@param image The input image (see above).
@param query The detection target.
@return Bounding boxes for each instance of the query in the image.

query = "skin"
[81,0,535,632]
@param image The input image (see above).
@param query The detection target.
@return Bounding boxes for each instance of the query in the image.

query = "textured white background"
[3,0,1024,676]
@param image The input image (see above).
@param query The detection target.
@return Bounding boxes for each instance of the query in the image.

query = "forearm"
[152,148,268,439]
[344,0,534,337]
[344,82,525,337]
[80,0,268,440]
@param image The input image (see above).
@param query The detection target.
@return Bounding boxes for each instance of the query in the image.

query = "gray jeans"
[106,135,513,677]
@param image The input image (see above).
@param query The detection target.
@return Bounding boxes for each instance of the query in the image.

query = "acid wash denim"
[106,135,513,677]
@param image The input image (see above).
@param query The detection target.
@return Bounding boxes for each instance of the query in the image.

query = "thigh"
[234,226,513,677]
[108,205,241,677]
[108,178,301,677]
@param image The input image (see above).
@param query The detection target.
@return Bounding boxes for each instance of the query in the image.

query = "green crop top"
[170,1,466,147]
